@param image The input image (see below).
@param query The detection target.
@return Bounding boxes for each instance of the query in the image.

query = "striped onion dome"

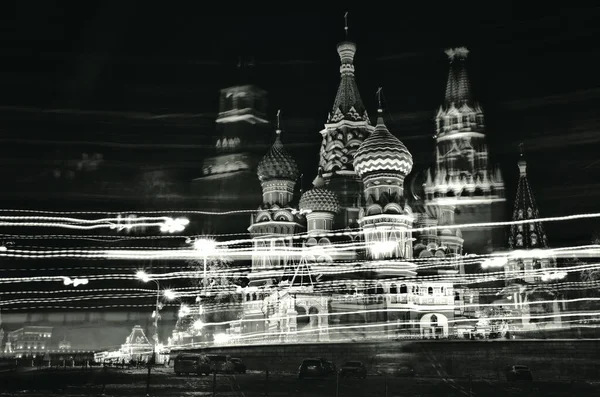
[354,109,413,179]
[257,130,300,182]
[299,174,340,214]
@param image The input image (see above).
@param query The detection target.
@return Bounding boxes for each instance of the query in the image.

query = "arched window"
[428,287,434,295]
[376,283,384,295]
[246,294,250,302]
[454,292,460,301]
[431,315,438,327]
[400,284,408,294]
[390,284,398,294]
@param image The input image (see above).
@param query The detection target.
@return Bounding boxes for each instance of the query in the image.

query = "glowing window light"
[371,241,396,256]
[481,256,507,269]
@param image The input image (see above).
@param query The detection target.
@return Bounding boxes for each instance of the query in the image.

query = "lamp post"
[135,271,175,361]
[192,238,218,297]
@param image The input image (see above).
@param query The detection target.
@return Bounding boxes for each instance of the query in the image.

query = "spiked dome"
[354,109,413,179]
[299,173,340,214]
[257,129,299,182]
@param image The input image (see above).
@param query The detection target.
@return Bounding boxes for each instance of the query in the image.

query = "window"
[428,287,433,295]
[431,315,438,327]
[390,284,398,294]
[400,284,408,294]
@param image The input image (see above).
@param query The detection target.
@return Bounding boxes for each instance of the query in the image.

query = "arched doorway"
[420,313,449,338]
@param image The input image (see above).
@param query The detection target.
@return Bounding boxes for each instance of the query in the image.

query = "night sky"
[1,5,599,247]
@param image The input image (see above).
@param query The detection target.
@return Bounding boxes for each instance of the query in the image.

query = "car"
[318,358,337,374]
[505,365,533,382]
[230,358,246,374]
[395,365,415,377]
[298,358,330,379]
[206,355,235,374]
[339,361,367,378]
[173,353,211,376]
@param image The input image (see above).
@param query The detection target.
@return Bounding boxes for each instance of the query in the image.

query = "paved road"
[1,367,598,396]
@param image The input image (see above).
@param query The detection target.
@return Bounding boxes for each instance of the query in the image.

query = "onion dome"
[299,173,340,213]
[257,129,299,182]
[354,109,413,179]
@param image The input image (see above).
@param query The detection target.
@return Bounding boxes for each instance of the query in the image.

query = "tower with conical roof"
[248,111,304,283]
[500,146,562,328]
[422,47,505,257]
[506,146,557,280]
[317,15,374,230]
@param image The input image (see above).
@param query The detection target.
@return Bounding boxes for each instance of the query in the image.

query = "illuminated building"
[5,326,52,356]
[234,31,504,342]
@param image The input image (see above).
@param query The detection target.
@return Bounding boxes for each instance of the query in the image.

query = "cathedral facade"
[229,37,507,343]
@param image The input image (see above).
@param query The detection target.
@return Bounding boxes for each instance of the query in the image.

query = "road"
[0,367,598,396]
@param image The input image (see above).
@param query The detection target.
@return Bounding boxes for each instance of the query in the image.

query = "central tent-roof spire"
[326,12,369,125]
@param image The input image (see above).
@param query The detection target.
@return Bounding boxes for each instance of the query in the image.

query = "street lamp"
[191,238,218,296]
[135,271,176,360]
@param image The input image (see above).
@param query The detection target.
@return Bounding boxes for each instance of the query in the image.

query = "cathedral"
[202,34,508,344]
[170,26,566,347]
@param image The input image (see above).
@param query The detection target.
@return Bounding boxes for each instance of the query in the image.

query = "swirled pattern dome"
[354,110,413,179]
[298,175,340,213]
[257,132,300,182]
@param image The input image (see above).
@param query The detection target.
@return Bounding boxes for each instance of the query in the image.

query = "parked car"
[230,358,246,374]
[505,365,533,382]
[173,353,211,376]
[298,358,330,379]
[339,361,367,378]
[206,355,235,374]
[395,365,415,377]
[318,358,337,374]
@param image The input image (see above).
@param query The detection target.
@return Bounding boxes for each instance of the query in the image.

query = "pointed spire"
[518,142,527,176]
[508,145,549,250]
[326,13,368,125]
[344,12,349,39]
[444,47,473,107]
[376,87,384,125]
[276,109,282,136]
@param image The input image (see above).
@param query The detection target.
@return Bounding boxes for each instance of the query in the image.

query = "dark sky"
[1,5,599,246]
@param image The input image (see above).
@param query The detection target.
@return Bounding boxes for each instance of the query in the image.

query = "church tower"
[318,17,374,230]
[248,112,304,283]
[191,85,271,235]
[501,147,563,328]
[422,47,505,257]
